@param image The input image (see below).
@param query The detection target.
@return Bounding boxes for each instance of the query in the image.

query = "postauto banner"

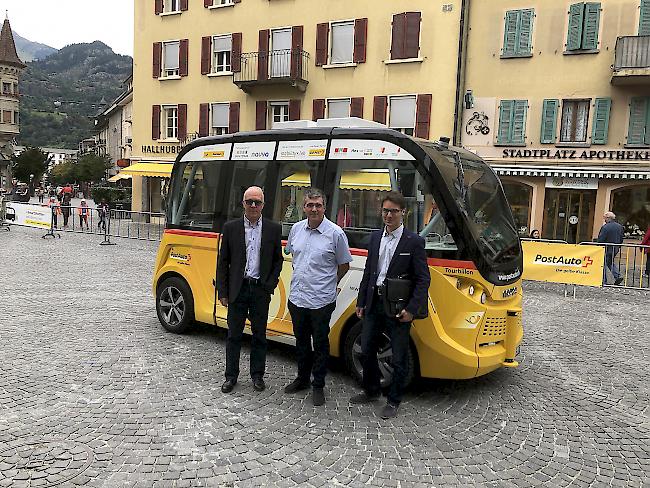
[522,241,605,287]
[5,202,52,230]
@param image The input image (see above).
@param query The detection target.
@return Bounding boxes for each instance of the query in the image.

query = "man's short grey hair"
[303,187,327,207]
[604,211,616,221]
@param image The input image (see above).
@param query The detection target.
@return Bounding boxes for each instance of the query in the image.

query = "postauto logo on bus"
[533,254,594,268]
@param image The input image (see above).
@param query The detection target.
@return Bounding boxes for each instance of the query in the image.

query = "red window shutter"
[201,36,211,75]
[152,105,161,140]
[315,23,329,66]
[229,102,240,133]
[312,99,325,121]
[155,0,163,15]
[350,97,364,118]
[204,0,213,7]
[199,103,209,137]
[390,13,406,60]
[289,100,301,121]
[353,18,368,64]
[152,42,162,78]
[179,39,189,77]
[178,104,188,140]
[180,0,188,11]
[373,96,387,124]
[291,26,304,79]
[231,33,242,73]
[256,101,267,130]
[258,30,269,81]
[415,94,432,139]
[404,12,421,59]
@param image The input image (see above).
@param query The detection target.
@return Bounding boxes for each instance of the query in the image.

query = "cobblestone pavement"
[0,226,649,487]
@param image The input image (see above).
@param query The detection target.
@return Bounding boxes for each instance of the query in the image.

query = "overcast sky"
[0,0,133,56]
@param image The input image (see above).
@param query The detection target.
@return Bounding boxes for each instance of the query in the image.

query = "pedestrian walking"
[284,188,352,406]
[97,200,109,232]
[49,197,61,229]
[37,187,44,203]
[61,192,72,229]
[642,224,650,278]
[350,191,430,419]
[597,211,625,285]
[78,200,90,230]
[529,229,540,239]
[216,186,283,394]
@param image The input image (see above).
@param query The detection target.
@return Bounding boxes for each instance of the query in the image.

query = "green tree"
[75,154,112,183]
[11,147,50,191]
[48,161,76,186]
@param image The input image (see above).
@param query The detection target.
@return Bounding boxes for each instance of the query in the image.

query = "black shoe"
[614,278,624,285]
[312,387,325,406]
[252,378,266,392]
[284,378,310,394]
[380,402,399,419]
[350,391,381,404]
[221,379,236,393]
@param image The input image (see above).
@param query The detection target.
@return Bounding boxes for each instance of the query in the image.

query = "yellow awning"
[282,171,391,191]
[108,173,132,182]
[120,162,174,178]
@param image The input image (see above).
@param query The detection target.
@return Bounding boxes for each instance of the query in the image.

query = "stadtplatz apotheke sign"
[502,148,650,161]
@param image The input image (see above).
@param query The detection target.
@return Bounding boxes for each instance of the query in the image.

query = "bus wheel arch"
[156,273,195,334]
[342,318,418,389]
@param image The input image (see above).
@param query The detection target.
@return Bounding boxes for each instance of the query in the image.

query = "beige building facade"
[131,0,468,213]
[461,0,650,242]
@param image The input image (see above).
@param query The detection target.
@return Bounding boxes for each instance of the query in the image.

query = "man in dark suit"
[350,191,430,419]
[217,186,283,393]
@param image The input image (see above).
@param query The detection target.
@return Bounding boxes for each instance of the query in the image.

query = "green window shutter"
[591,98,611,145]
[582,2,601,50]
[511,100,528,144]
[645,98,650,145]
[503,10,520,56]
[517,9,535,55]
[567,3,585,51]
[540,99,559,144]
[627,97,648,145]
[498,100,515,143]
[641,0,650,36]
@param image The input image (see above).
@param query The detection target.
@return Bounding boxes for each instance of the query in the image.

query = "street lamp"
[29,173,34,198]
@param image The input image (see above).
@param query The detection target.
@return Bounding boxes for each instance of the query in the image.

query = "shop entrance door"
[543,189,596,243]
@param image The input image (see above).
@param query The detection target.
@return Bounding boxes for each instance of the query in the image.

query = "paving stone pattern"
[0,226,649,487]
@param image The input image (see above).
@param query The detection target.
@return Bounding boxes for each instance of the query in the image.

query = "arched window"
[611,185,650,239]
[502,181,532,236]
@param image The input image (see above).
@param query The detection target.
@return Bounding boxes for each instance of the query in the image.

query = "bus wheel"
[343,320,416,390]
[156,277,194,333]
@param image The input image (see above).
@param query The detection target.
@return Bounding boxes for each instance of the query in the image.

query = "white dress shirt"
[376,224,404,287]
[244,216,262,279]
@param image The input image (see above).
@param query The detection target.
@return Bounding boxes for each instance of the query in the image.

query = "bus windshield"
[420,143,520,264]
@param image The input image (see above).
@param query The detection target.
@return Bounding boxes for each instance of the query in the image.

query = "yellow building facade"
[461,0,650,242]
[131,0,467,213]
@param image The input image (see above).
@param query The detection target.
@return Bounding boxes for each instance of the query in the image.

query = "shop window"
[502,9,534,58]
[566,2,601,52]
[611,185,650,239]
[502,181,532,236]
[560,99,590,143]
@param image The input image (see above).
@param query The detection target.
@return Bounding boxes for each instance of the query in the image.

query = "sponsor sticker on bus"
[329,139,416,161]
[277,140,328,160]
[232,142,276,161]
[180,143,231,162]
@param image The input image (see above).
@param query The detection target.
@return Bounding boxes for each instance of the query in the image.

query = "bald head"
[243,186,264,202]
[242,186,264,223]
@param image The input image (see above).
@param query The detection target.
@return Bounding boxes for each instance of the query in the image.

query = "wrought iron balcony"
[233,49,309,92]
[612,36,650,85]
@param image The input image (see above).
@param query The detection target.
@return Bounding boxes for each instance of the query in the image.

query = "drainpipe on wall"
[453,0,471,147]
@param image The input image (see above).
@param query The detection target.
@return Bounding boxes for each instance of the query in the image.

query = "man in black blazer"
[216,186,283,393]
[350,191,430,419]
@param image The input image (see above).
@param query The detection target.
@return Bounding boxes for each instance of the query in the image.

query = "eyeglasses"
[244,199,264,207]
[382,208,402,215]
[305,203,324,209]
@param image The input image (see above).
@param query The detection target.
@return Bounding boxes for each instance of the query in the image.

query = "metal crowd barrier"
[579,241,650,290]
[107,209,165,241]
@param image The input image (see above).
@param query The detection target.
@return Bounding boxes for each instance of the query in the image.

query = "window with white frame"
[560,99,590,143]
[163,41,180,77]
[330,21,354,64]
[388,95,416,136]
[164,0,180,13]
[327,98,350,118]
[212,35,232,73]
[270,102,289,127]
[215,0,234,5]
[211,103,229,135]
[163,105,178,139]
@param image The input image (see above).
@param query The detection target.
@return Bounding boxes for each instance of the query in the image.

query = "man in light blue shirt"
[284,188,353,406]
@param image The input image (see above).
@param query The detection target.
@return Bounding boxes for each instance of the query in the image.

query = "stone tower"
[0,16,25,191]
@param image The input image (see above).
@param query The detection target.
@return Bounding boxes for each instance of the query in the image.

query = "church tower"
[0,16,25,191]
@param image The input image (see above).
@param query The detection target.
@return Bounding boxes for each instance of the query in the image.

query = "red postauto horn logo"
[533,254,594,268]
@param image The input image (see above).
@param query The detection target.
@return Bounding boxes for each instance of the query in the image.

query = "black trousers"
[225,280,271,381]
[361,290,412,406]
[288,300,336,388]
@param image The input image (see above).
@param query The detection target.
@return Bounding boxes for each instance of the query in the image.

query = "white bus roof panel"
[277,140,328,161]
[329,139,415,161]
[180,143,232,162]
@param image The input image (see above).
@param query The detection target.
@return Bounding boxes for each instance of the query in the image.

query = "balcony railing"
[233,49,309,92]
[614,36,650,70]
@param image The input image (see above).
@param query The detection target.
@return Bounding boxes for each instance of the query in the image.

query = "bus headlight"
[480,292,487,304]
[468,285,475,296]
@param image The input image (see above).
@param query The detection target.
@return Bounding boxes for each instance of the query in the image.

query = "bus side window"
[272,161,319,239]
[225,161,268,221]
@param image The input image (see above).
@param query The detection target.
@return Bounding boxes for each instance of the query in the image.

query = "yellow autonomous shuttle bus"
[153,119,523,385]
